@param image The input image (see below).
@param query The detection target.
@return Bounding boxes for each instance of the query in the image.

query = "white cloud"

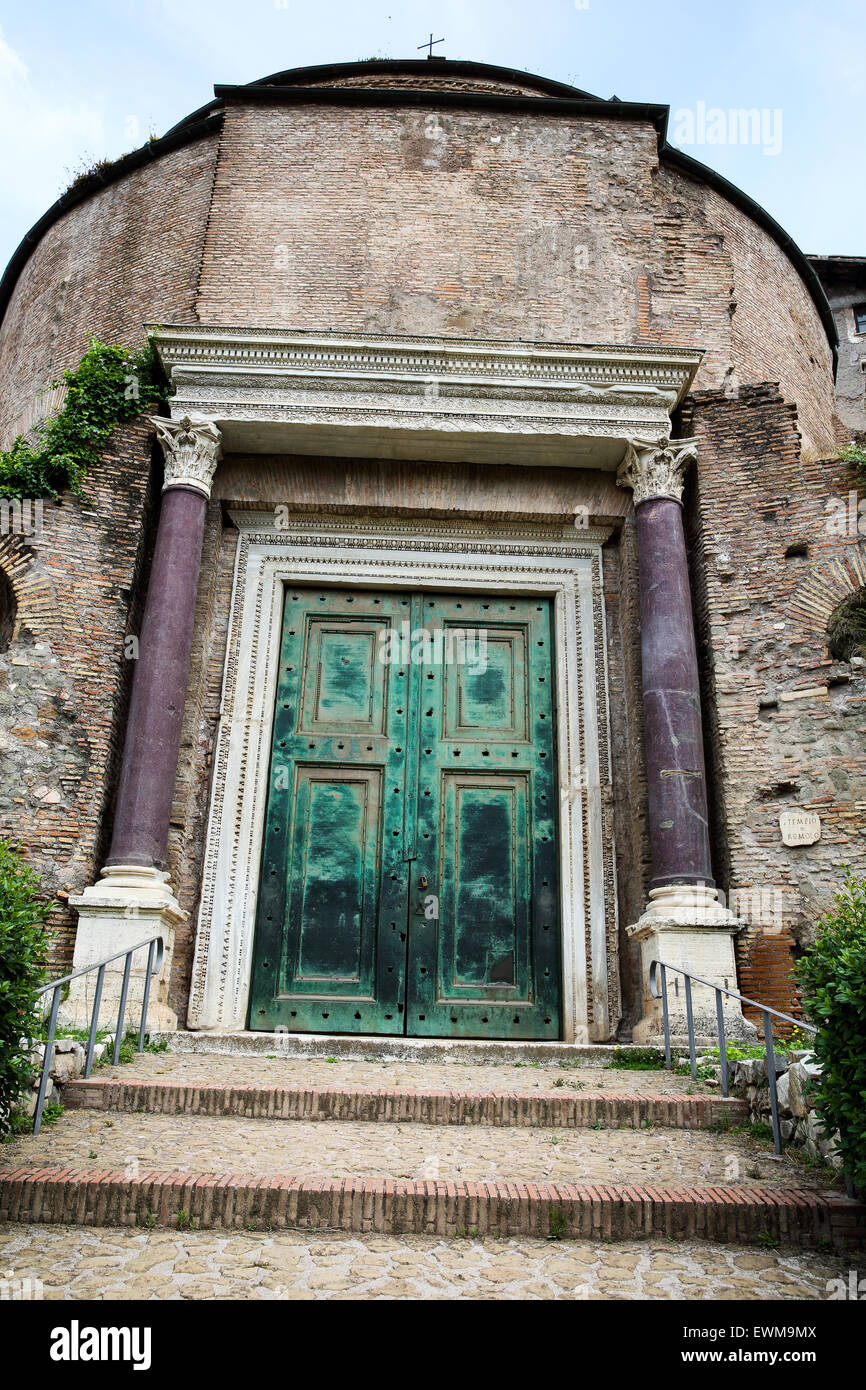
[0,25,105,222]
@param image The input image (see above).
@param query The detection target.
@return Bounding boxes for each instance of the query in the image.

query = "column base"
[627,884,757,1045]
[63,867,185,1033]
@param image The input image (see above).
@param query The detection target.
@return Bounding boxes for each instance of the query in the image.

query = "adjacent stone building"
[808,255,866,435]
[0,58,863,1043]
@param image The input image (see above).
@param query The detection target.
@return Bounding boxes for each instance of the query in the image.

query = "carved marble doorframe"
[188,513,618,1043]
[143,324,705,1041]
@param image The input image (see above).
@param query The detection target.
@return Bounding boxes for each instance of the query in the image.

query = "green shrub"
[796,871,866,1196]
[0,841,50,1135]
[0,338,169,499]
[610,1046,665,1070]
[839,441,866,485]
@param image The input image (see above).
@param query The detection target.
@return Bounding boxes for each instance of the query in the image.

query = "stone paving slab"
[100,1051,708,1095]
[0,1224,847,1300]
[0,1107,829,1190]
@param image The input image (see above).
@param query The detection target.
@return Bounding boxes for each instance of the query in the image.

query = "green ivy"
[796,871,866,1196]
[0,840,50,1136]
[0,338,170,500]
[840,442,866,485]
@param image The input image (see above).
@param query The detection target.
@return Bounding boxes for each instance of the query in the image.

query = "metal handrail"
[649,959,816,1156]
[31,935,164,1135]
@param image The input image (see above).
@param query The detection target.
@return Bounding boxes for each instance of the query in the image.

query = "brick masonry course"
[62,1077,748,1129]
[1,1167,861,1248]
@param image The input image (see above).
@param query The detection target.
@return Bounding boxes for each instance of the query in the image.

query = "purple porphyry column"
[617,435,714,892]
[106,414,222,870]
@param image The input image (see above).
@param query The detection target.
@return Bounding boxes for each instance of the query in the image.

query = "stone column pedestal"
[628,887,755,1044]
[63,868,183,1031]
[66,415,221,1033]
[618,435,755,1044]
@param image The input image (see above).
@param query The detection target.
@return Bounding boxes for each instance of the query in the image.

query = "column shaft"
[635,496,714,890]
[107,486,207,868]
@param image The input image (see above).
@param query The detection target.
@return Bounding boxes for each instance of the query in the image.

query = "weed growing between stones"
[610,1047,665,1070]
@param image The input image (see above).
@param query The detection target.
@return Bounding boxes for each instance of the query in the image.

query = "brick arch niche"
[0,565,17,652]
[827,583,866,662]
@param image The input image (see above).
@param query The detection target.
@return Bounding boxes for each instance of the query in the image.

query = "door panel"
[290,767,380,985]
[249,589,410,1033]
[249,586,560,1038]
[406,594,560,1038]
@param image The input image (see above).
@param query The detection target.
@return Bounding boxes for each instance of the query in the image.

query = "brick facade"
[0,418,158,969]
[682,384,866,1018]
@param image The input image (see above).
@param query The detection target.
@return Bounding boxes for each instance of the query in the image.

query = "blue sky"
[0,0,863,277]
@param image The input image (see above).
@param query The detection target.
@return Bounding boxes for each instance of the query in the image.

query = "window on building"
[0,569,17,653]
[854,303,866,335]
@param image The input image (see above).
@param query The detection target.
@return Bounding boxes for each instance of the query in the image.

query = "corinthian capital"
[616,434,698,506]
[151,414,222,498]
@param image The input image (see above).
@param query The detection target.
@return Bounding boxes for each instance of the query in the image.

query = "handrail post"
[763,1009,782,1155]
[660,963,671,1070]
[29,934,165,1135]
[715,988,729,1098]
[113,951,133,1065]
[84,964,106,1079]
[33,986,61,1136]
[684,975,696,1081]
[138,939,156,1051]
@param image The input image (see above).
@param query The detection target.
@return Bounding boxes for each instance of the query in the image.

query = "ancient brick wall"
[0,133,219,447]
[0,418,158,970]
[194,99,835,459]
[682,384,866,1019]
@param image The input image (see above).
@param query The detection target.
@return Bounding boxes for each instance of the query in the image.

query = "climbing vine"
[0,338,170,500]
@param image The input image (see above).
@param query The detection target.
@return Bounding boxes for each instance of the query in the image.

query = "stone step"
[1,1165,860,1248]
[0,1105,828,1192]
[63,1077,746,1129]
[150,1031,654,1065]
[59,1046,711,1097]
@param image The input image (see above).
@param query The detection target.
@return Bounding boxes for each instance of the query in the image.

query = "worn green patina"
[249,588,560,1038]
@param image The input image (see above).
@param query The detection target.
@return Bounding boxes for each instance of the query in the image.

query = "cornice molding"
[150,325,702,468]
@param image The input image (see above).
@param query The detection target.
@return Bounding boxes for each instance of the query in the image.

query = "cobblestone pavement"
[0,1108,829,1190]
[105,1052,708,1095]
[0,1225,846,1300]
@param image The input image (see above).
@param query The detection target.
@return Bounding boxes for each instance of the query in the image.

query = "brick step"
[62,1078,747,1129]
[1,1165,861,1247]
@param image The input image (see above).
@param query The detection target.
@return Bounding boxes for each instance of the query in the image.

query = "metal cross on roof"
[417,34,445,57]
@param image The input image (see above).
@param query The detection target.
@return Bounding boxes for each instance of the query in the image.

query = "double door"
[249,586,560,1038]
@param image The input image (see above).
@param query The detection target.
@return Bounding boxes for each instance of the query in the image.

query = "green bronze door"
[249,587,560,1038]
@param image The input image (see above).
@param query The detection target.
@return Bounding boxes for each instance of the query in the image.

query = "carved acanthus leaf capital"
[151,414,222,498]
[616,434,698,506]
